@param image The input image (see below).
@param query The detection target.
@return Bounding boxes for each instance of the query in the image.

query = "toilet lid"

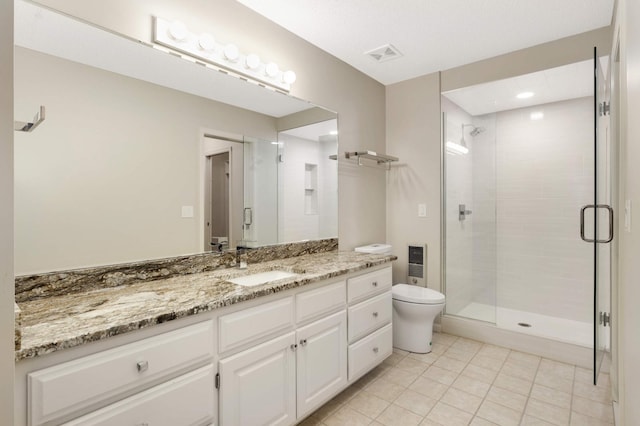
[392,284,445,304]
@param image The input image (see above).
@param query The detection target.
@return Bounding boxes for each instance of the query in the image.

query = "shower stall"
[441,53,613,383]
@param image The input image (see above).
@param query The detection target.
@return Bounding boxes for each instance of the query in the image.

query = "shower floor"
[454,302,592,347]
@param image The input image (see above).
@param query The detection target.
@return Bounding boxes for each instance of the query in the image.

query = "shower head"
[463,123,486,137]
[470,126,486,137]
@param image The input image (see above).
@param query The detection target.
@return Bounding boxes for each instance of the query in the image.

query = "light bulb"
[282,70,297,85]
[245,54,261,70]
[198,33,215,51]
[516,91,534,99]
[265,62,279,78]
[168,21,188,41]
[223,44,239,61]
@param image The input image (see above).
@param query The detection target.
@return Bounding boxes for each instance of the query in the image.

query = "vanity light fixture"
[282,70,297,85]
[223,43,239,62]
[530,111,544,120]
[153,17,297,92]
[265,62,280,78]
[168,20,188,41]
[245,54,261,70]
[516,91,535,99]
[198,33,215,51]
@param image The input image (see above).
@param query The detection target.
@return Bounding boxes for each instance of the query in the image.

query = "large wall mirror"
[14,1,338,275]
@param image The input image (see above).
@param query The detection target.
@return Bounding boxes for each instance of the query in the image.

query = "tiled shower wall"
[495,97,593,323]
[445,96,593,324]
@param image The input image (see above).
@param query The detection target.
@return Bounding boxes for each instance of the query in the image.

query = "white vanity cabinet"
[26,320,216,426]
[346,267,393,381]
[217,280,348,426]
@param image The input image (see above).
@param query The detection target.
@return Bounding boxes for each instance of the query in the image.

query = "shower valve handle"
[458,204,472,221]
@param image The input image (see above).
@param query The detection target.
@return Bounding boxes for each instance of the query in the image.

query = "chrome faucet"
[236,245,249,269]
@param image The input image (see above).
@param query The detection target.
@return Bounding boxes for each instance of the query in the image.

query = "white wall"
[0,0,14,421]
[32,0,388,251]
[386,73,442,288]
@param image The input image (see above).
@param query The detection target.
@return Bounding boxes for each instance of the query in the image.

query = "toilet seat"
[392,284,445,304]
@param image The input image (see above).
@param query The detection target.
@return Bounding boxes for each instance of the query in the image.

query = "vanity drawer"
[28,320,215,426]
[348,323,392,381]
[348,291,392,343]
[62,365,215,426]
[219,296,294,354]
[347,267,392,304]
[296,280,346,325]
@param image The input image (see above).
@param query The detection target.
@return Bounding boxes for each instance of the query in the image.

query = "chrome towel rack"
[344,150,399,170]
[15,106,45,132]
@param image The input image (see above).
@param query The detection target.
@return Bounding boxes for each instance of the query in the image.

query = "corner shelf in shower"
[344,150,399,169]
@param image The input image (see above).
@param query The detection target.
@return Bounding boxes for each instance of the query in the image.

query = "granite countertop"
[15,251,395,361]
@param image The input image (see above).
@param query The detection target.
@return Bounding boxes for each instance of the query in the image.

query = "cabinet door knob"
[372,311,378,318]
[372,347,379,353]
[290,344,298,351]
[372,281,378,287]
[136,360,149,373]
[300,339,308,346]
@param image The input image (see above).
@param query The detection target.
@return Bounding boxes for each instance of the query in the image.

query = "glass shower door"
[591,48,613,384]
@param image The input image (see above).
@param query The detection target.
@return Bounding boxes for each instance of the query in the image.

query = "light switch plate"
[418,203,427,217]
[181,205,194,218]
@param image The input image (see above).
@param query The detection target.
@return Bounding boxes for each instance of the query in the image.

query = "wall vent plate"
[408,244,427,286]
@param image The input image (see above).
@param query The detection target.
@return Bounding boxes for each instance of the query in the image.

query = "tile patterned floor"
[299,332,614,426]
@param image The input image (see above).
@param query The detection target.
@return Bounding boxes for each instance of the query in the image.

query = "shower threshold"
[454,302,591,347]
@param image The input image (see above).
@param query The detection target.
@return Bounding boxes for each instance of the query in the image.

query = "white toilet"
[392,284,446,353]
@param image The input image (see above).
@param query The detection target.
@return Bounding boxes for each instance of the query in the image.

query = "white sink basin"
[228,270,298,287]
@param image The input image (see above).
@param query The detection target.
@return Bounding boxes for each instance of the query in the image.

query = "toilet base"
[392,300,444,354]
[392,319,434,353]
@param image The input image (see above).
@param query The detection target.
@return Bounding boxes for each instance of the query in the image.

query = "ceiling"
[235,0,614,85]
[443,59,595,116]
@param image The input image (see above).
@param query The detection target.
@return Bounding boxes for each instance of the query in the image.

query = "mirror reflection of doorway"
[202,135,244,252]
[205,151,230,251]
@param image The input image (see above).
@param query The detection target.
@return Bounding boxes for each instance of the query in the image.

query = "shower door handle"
[580,204,614,243]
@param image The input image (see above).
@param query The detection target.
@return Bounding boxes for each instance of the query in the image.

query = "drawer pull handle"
[373,347,379,354]
[300,339,308,346]
[372,281,378,287]
[290,344,298,351]
[372,311,379,318]
[136,360,149,373]
[137,423,149,426]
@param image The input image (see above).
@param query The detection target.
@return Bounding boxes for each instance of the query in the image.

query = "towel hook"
[15,106,45,132]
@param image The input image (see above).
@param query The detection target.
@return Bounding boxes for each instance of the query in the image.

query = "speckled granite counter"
[15,250,395,361]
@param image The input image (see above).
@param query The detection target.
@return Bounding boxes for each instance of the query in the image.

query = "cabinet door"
[296,310,347,419]
[219,332,296,426]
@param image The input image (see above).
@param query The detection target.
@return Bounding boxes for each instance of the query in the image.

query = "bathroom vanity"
[14,248,395,426]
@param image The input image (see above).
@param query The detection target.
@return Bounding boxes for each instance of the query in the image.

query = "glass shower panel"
[442,102,497,324]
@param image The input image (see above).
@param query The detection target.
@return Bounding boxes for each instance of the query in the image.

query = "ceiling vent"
[365,44,403,63]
